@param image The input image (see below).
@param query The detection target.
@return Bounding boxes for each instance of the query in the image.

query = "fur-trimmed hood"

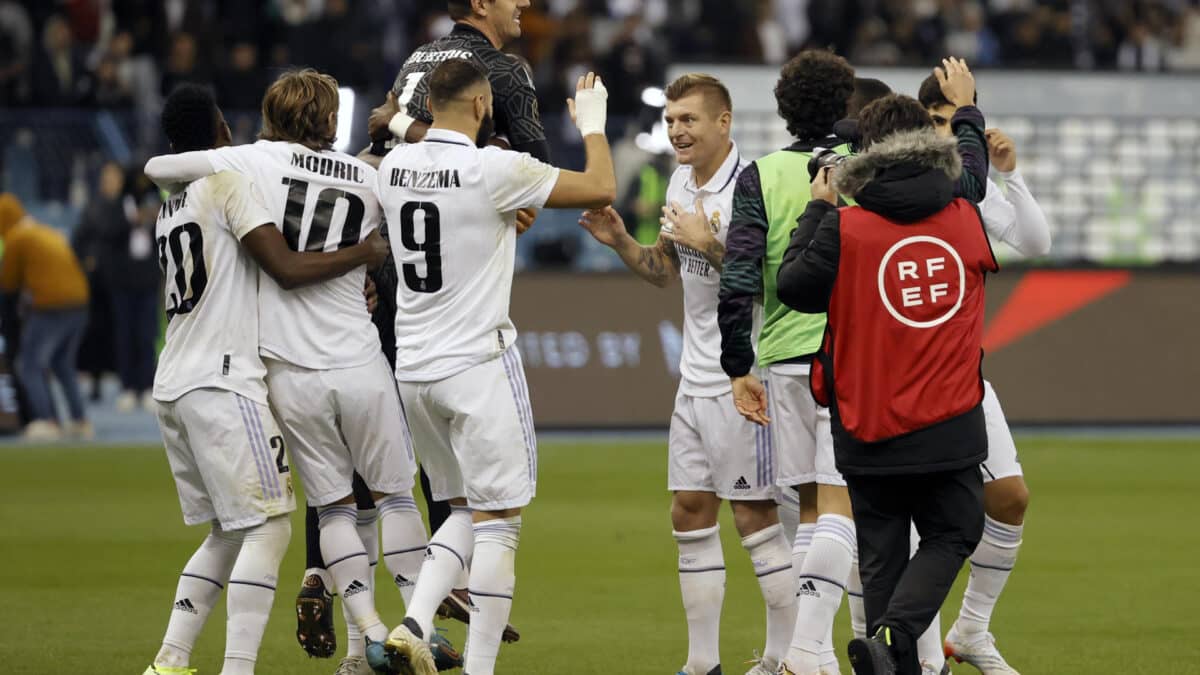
[833,128,962,223]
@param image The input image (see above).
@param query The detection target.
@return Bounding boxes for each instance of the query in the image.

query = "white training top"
[377,128,560,382]
[152,171,274,404]
[979,169,1052,258]
[661,143,748,397]
[201,141,384,370]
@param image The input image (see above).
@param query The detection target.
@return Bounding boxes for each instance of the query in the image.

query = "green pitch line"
[0,438,1197,673]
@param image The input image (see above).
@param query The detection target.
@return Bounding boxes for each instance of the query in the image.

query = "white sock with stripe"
[956,516,1023,635]
[223,516,290,675]
[742,523,796,669]
[155,524,243,668]
[344,508,380,659]
[464,517,522,675]
[377,493,428,607]
[674,524,725,674]
[318,505,386,643]
[786,514,854,672]
[405,506,474,640]
[776,490,801,550]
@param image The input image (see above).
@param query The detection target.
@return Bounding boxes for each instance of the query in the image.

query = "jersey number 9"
[399,201,442,293]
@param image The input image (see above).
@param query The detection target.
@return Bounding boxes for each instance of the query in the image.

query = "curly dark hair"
[162,83,219,153]
[857,94,934,148]
[774,50,855,142]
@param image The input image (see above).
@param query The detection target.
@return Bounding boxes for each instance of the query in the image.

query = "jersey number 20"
[158,222,207,318]
[399,201,442,293]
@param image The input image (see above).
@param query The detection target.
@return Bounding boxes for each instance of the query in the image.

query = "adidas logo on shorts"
[174,598,198,614]
[798,580,821,598]
[344,580,368,598]
[733,476,752,491]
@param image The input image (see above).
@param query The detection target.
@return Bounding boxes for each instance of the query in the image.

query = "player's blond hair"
[664,73,733,116]
[259,68,339,151]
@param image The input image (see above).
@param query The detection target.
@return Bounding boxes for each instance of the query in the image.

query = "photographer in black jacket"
[775,59,998,675]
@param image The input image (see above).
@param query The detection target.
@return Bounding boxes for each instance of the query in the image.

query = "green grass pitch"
[2,436,1198,674]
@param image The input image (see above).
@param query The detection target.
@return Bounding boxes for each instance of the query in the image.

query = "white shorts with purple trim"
[396,346,537,511]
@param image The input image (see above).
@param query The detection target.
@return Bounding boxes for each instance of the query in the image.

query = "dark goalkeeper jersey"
[390,22,550,163]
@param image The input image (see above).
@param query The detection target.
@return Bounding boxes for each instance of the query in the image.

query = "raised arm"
[984,128,1052,257]
[935,57,989,203]
[543,73,616,209]
[578,206,680,288]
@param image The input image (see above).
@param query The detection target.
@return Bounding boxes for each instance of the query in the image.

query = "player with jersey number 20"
[143,84,390,675]
[374,60,614,675]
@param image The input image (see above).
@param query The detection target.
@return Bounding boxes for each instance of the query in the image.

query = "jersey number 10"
[280,177,366,252]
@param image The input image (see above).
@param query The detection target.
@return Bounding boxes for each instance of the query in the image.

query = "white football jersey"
[662,143,748,397]
[204,141,383,369]
[152,171,273,404]
[377,128,560,382]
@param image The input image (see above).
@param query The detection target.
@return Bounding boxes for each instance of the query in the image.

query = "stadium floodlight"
[334,87,356,153]
[641,86,666,108]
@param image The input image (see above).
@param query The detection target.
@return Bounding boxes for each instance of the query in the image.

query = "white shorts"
[981,380,1023,483]
[668,388,776,500]
[397,347,537,511]
[265,353,417,507]
[764,364,845,488]
[157,388,296,531]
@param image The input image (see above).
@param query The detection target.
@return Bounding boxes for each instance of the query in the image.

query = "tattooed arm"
[578,206,680,287]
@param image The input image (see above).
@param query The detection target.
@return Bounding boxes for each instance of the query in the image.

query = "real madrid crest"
[708,209,721,233]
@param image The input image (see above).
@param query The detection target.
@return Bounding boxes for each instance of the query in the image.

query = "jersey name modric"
[290,152,367,184]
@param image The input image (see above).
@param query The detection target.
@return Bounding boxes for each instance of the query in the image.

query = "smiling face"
[485,0,529,45]
[665,92,730,169]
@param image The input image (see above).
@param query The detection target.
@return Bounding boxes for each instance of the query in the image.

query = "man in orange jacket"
[0,193,92,440]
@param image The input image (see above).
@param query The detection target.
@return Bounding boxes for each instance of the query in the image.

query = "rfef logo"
[877,235,965,328]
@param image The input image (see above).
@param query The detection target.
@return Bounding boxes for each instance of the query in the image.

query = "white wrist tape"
[574,77,609,137]
[388,110,418,141]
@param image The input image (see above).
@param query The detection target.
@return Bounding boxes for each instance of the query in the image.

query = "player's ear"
[719,109,732,132]
[474,95,485,122]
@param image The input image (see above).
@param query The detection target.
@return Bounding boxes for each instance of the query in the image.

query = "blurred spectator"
[0,193,91,441]
[160,32,206,96]
[32,14,93,105]
[91,54,134,106]
[1168,4,1200,69]
[216,41,266,111]
[1119,21,1168,71]
[945,2,1001,66]
[0,0,33,105]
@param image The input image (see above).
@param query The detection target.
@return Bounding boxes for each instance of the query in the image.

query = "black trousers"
[304,468,452,570]
[845,465,985,675]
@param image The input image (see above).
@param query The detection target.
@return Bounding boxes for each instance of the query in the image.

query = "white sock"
[377,493,428,607]
[786,514,854,672]
[406,506,474,640]
[344,508,380,659]
[742,523,796,669]
[223,516,290,675]
[848,550,866,639]
[957,516,1023,635]
[318,505,386,643]
[910,522,944,670]
[155,524,243,668]
[465,517,522,675]
[674,524,725,674]
[792,522,815,580]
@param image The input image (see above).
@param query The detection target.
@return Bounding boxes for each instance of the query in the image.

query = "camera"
[808,147,847,181]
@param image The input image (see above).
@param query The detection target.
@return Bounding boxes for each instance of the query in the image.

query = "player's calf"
[465,509,522,675]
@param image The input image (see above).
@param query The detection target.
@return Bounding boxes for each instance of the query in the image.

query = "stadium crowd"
[2,1,1199,111]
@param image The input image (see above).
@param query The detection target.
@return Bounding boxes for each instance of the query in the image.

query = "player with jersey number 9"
[374,60,613,675]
